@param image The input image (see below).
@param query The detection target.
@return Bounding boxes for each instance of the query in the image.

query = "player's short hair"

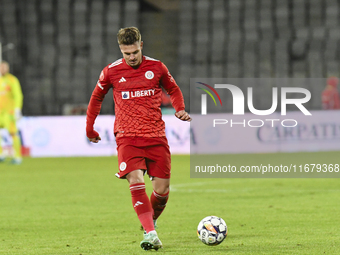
[117,27,141,45]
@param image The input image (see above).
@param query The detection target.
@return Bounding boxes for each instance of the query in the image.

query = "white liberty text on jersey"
[122,89,155,99]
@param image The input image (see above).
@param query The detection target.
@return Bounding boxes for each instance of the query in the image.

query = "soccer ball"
[197,216,228,246]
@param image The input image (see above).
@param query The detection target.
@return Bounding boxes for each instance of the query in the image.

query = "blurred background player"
[86,27,191,251]
[321,77,340,110]
[0,61,23,164]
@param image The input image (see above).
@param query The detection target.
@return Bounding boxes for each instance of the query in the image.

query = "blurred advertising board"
[0,115,190,157]
[1,111,340,157]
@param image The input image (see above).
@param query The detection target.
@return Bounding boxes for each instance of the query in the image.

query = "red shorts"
[115,136,171,179]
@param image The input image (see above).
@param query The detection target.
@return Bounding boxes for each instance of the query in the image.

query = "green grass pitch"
[0,152,339,254]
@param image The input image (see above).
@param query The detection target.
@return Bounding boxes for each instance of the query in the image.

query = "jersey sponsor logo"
[119,77,126,83]
[122,91,130,99]
[120,162,127,171]
[121,89,155,99]
[145,71,154,80]
[132,89,155,98]
[133,201,144,208]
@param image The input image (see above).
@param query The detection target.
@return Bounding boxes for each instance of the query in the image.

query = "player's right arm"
[86,67,112,143]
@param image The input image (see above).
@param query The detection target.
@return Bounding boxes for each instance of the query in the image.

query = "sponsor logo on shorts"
[145,71,154,80]
[120,162,127,171]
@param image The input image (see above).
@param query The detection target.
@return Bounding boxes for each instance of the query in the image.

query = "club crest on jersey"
[145,71,154,80]
[122,91,130,99]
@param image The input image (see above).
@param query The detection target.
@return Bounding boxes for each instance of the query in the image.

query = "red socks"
[150,190,169,220]
[130,183,170,232]
[130,183,154,233]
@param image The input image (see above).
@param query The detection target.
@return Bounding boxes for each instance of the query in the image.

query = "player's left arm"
[11,76,23,119]
[160,63,191,122]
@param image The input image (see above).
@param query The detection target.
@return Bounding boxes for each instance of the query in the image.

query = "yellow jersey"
[0,73,23,113]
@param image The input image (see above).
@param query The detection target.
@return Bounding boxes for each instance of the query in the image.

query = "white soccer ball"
[197,216,228,246]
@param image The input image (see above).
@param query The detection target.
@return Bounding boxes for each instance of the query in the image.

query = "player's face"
[0,63,9,76]
[119,41,143,67]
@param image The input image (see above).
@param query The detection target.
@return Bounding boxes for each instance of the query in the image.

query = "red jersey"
[86,56,185,138]
[322,87,340,110]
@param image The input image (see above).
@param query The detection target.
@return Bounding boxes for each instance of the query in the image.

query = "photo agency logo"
[196,82,312,128]
[196,82,223,112]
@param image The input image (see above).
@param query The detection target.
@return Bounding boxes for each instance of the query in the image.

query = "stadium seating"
[0,0,339,115]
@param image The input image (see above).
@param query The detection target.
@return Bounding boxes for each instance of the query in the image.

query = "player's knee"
[152,176,170,194]
[128,178,145,185]
[154,184,170,195]
[126,170,145,185]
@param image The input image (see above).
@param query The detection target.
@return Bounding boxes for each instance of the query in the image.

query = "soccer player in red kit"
[86,27,191,250]
[322,77,340,110]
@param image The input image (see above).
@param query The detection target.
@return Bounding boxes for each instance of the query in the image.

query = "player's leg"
[9,116,22,164]
[0,132,4,162]
[0,113,6,161]
[116,137,162,250]
[146,137,171,225]
[126,169,155,234]
[127,170,163,250]
[115,138,155,233]
[151,177,170,224]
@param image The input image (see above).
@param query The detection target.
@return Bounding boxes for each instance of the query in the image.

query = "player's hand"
[89,136,101,143]
[87,130,101,143]
[14,108,22,121]
[175,110,192,122]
